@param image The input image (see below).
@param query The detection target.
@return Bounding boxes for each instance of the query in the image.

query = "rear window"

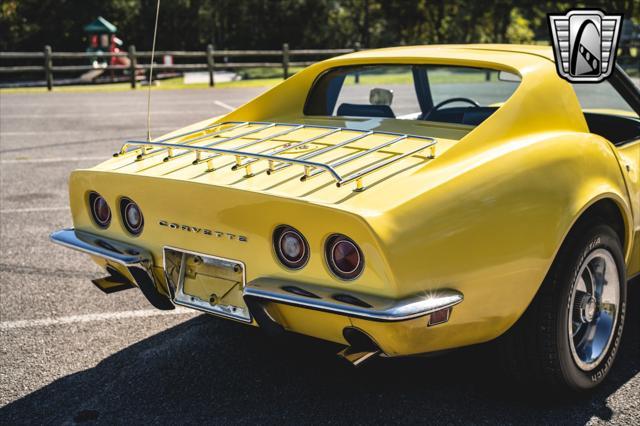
[304,65,520,126]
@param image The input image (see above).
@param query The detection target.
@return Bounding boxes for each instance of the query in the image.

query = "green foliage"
[0,0,638,51]
[506,8,534,44]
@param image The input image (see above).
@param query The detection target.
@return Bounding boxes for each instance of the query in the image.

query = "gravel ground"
[0,87,638,425]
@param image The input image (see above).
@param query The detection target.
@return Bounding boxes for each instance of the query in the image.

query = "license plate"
[163,247,250,322]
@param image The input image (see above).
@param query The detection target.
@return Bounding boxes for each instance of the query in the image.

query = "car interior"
[584,112,640,145]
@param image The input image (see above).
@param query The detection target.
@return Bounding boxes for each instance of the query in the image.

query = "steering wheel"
[422,97,480,120]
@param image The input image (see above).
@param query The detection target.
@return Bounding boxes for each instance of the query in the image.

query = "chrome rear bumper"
[50,229,463,323]
[50,229,174,310]
[244,278,462,322]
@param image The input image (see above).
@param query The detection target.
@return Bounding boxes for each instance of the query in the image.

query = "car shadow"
[2,283,638,425]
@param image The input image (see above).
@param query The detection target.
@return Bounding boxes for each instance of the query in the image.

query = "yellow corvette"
[51,45,639,392]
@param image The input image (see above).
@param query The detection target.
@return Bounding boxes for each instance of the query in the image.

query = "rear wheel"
[503,223,627,392]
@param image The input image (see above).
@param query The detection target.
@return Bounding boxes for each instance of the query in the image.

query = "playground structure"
[81,16,131,82]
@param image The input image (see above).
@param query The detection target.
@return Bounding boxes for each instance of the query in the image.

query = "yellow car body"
[52,44,640,361]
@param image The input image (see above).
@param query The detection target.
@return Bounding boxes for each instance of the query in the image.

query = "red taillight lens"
[332,240,360,272]
[326,235,363,280]
[274,226,309,269]
[120,198,144,235]
[89,192,111,228]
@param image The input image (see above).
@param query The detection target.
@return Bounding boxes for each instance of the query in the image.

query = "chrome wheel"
[568,248,620,371]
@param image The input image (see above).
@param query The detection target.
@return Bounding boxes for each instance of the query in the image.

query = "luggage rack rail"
[115,121,437,191]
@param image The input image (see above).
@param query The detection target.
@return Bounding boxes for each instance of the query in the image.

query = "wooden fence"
[0,43,359,90]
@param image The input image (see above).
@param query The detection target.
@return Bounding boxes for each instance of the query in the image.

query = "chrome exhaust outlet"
[92,266,135,294]
[337,346,381,366]
[337,327,381,367]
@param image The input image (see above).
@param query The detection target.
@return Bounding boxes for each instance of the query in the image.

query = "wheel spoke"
[567,249,620,371]
[592,257,606,302]
[572,320,584,338]
[576,275,588,293]
[582,266,595,296]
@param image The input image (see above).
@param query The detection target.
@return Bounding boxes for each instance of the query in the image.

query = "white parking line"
[0,206,69,213]
[0,157,105,164]
[214,100,236,111]
[0,308,196,330]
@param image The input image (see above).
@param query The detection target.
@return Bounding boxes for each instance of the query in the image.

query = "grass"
[0,75,284,94]
[0,66,307,94]
[238,66,304,79]
[343,69,500,85]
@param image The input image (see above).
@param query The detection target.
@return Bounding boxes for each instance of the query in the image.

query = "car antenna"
[146,0,161,142]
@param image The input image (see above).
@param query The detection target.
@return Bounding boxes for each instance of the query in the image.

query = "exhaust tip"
[337,346,380,367]
[337,327,381,367]
[92,266,135,294]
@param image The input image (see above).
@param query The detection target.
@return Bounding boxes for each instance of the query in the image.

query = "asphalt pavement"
[0,87,638,425]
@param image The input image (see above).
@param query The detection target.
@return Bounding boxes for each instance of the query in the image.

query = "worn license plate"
[163,247,250,322]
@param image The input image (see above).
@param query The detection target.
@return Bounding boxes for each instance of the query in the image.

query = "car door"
[617,140,640,276]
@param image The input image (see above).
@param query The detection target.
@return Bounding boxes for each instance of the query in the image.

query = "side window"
[572,81,639,118]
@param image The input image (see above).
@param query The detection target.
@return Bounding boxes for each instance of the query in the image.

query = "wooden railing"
[0,43,359,90]
[3,42,637,91]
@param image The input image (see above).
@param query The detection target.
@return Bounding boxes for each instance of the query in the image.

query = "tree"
[1,0,638,52]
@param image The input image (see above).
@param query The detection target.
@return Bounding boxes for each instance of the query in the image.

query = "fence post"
[282,43,289,79]
[128,45,137,89]
[44,45,53,91]
[207,44,215,87]
[354,42,361,84]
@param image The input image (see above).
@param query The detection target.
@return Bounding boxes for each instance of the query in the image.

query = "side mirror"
[369,88,394,105]
[498,71,521,82]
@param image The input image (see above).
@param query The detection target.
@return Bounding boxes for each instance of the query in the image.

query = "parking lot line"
[0,308,196,330]
[214,100,236,111]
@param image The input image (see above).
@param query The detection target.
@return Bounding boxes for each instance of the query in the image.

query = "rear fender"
[366,132,633,352]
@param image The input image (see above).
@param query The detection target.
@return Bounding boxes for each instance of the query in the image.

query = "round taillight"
[274,226,309,269]
[120,198,144,235]
[326,234,363,280]
[89,192,111,228]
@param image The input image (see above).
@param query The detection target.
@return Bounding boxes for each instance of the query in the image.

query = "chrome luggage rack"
[115,121,437,192]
